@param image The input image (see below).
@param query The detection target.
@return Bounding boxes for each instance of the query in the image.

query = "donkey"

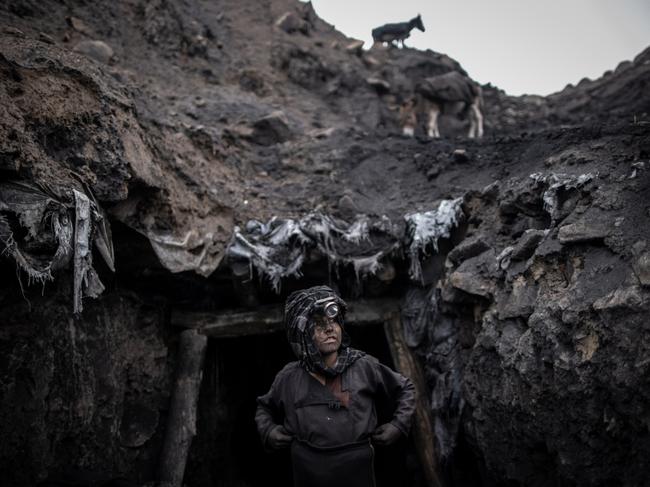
[401,71,484,138]
[372,15,425,47]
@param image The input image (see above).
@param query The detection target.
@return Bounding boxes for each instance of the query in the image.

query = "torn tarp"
[0,181,73,283]
[226,213,400,292]
[401,284,466,460]
[227,200,465,292]
[0,181,114,313]
[109,195,232,278]
[72,189,106,313]
[146,228,224,278]
[404,198,464,282]
[400,285,437,348]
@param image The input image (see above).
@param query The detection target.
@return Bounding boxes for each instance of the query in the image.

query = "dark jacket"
[255,354,416,449]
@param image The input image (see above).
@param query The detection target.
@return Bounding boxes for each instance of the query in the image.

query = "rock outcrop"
[0,0,648,486]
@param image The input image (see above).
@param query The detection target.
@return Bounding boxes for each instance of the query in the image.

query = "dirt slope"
[1,0,649,486]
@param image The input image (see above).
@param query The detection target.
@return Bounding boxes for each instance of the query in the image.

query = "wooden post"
[384,313,444,487]
[158,329,208,487]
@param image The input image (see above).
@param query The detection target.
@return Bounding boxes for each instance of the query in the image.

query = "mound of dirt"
[1,0,649,486]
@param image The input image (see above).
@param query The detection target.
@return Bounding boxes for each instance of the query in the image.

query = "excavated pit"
[1,0,650,486]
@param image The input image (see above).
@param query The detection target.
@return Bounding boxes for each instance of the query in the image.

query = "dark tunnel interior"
[186,324,427,487]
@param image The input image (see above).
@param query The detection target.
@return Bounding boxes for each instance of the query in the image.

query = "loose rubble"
[0,0,649,486]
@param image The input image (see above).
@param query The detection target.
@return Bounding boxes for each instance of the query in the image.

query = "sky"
[308,0,650,96]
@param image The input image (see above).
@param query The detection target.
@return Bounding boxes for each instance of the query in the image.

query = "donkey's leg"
[468,110,476,138]
[468,97,484,138]
[427,104,441,138]
[475,100,484,138]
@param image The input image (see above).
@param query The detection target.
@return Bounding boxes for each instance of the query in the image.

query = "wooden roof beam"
[171,298,399,338]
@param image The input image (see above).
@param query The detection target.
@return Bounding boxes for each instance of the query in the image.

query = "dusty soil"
[1,0,649,486]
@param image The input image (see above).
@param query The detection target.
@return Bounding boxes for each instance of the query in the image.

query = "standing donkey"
[401,71,484,138]
[372,15,425,47]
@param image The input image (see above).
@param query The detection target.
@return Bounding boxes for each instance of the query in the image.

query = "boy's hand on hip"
[268,425,293,449]
[372,423,402,446]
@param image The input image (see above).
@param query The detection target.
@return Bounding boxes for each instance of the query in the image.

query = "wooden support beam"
[158,329,208,487]
[384,313,444,487]
[171,298,398,337]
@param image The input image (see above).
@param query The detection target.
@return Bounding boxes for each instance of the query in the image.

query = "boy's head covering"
[284,285,363,377]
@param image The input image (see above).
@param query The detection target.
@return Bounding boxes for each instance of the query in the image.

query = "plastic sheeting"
[1,183,464,308]
[404,198,464,282]
[227,200,464,292]
[147,228,224,278]
[400,286,437,348]
[227,213,399,292]
[0,181,114,313]
[0,181,72,283]
[401,285,466,460]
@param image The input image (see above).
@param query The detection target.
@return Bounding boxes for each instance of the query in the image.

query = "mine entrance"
[176,301,430,487]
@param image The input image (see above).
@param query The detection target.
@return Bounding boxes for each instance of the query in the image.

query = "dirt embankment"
[1,0,649,486]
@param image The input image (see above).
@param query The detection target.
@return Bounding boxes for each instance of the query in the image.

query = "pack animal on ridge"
[372,15,425,47]
[400,71,484,138]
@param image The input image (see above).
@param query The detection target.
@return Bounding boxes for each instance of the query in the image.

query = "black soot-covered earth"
[1,1,649,486]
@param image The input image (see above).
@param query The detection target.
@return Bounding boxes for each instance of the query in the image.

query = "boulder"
[558,220,610,243]
[366,77,390,94]
[452,148,469,163]
[497,276,538,319]
[448,270,494,298]
[73,40,114,64]
[592,285,646,311]
[308,127,335,139]
[362,55,380,68]
[66,16,92,36]
[275,12,309,35]
[38,32,55,45]
[250,111,292,145]
[239,70,267,96]
[448,237,490,264]
[633,252,650,286]
[510,229,547,261]
[271,45,334,89]
[345,39,364,55]
[448,250,498,298]
[3,26,25,38]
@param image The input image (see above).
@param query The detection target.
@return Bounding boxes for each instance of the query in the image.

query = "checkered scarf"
[284,286,364,377]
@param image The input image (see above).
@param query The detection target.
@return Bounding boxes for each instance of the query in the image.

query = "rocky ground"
[1,0,649,486]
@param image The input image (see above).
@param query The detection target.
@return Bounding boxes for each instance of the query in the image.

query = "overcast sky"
[308,0,650,96]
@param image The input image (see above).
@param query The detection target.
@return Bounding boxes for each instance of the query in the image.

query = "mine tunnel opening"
[185,319,428,487]
[0,207,494,487]
[107,218,489,486]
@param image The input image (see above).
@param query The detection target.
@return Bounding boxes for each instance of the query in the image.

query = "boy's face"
[311,315,342,355]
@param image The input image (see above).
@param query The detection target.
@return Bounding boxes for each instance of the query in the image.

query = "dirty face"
[311,315,342,356]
